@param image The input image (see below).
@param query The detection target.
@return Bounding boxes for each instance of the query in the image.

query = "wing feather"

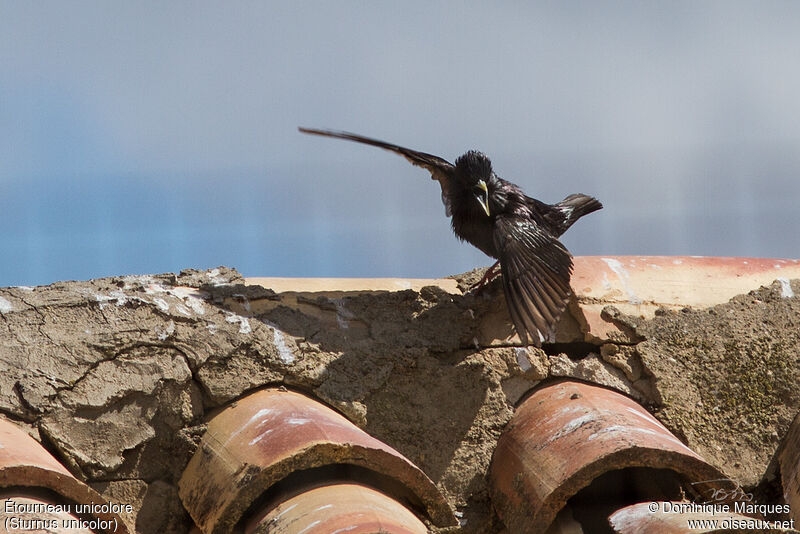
[494,216,573,345]
[299,127,455,214]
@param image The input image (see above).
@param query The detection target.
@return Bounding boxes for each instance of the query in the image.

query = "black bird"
[299,128,602,346]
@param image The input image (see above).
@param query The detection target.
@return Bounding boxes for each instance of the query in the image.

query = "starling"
[299,127,602,346]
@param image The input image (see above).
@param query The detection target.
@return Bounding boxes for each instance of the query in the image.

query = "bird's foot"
[466,261,501,294]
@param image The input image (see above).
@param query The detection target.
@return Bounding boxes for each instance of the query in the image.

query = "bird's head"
[454,151,493,217]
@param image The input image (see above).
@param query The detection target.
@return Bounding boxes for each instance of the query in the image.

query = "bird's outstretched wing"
[493,216,573,345]
[299,127,455,214]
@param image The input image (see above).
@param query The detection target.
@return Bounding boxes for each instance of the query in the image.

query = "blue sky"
[2,2,799,286]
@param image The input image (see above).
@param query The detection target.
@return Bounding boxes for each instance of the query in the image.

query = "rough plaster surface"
[0,268,797,533]
[626,279,800,490]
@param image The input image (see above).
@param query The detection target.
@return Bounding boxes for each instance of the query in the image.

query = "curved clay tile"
[179,388,455,533]
[244,481,428,534]
[780,412,800,523]
[609,501,795,534]
[489,380,726,534]
[0,418,129,533]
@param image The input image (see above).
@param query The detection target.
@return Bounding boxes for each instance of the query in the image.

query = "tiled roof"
[0,257,798,533]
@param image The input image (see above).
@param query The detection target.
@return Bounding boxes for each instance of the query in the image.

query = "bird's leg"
[467,261,501,294]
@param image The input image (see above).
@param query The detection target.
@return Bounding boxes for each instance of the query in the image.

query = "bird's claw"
[466,261,501,295]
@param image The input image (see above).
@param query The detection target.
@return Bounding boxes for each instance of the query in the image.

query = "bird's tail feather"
[556,194,603,232]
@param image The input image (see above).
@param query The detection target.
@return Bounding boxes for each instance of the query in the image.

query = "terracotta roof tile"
[609,501,798,533]
[244,481,428,534]
[0,418,129,533]
[489,380,726,534]
[179,388,455,533]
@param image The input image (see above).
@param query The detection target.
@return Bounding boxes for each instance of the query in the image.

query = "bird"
[299,127,602,346]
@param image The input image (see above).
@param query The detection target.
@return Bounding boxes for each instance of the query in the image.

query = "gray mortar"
[0,268,797,532]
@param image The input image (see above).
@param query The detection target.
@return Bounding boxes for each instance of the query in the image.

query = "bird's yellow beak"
[476,180,490,216]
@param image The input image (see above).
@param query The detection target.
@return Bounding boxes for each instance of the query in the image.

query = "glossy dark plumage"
[299,127,602,346]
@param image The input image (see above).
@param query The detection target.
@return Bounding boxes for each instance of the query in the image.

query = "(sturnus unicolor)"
[299,127,602,346]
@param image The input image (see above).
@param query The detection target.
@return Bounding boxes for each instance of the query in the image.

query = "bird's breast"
[451,212,499,259]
